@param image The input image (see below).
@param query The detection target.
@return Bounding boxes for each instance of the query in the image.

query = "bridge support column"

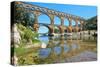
[80,20,84,31]
[61,17,64,26]
[60,17,65,35]
[80,20,84,36]
[69,18,72,26]
[75,19,79,32]
[33,11,41,32]
[48,14,55,36]
[68,18,72,33]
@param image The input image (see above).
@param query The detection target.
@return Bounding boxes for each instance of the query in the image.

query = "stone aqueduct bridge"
[15,2,86,35]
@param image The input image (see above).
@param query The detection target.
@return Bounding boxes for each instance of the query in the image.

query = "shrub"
[17,23,40,44]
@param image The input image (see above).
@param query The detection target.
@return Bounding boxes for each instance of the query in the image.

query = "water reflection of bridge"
[38,35,97,61]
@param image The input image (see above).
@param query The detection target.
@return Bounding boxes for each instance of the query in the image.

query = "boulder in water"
[41,42,47,48]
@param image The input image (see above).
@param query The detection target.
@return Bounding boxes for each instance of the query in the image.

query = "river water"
[18,33,97,64]
[38,33,97,63]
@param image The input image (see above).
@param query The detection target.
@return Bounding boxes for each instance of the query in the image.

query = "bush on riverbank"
[13,23,41,57]
[16,23,40,44]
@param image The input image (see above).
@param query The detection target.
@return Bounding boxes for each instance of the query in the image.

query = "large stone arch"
[37,13,51,24]
[38,23,57,35]
[16,2,86,33]
[53,15,62,34]
[19,3,85,33]
[34,12,51,31]
[71,19,76,32]
[54,16,66,34]
[54,15,61,25]
[64,18,69,26]
[38,25,49,34]
[64,18,70,33]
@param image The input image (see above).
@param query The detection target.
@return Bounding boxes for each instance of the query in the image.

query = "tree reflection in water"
[38,33,97,63]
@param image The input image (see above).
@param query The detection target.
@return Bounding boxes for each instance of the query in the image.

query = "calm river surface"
[37,33,97,63]
[18,33,97,64]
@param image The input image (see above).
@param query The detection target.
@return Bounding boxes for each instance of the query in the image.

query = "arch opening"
[38,25,49,34]
[54,16,61,25]
[64,18,69,32]
[54,16,61,33]
[38,14,50,34]
[38,14,50,24]
[64,18,69,26]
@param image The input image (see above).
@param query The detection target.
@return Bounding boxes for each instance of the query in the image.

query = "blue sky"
[26,2,97,33]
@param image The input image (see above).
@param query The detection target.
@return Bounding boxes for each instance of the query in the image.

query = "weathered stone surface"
[11,55,18,65]
[11,23,21,46]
